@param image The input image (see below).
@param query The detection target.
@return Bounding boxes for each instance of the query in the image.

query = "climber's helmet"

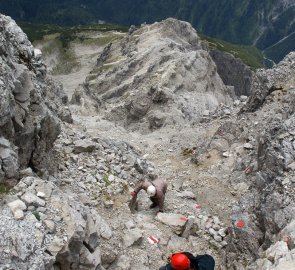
[170,253,191,270]
[146,185,156,197]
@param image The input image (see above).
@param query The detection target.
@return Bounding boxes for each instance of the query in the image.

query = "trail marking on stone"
[235,219,246,229]
[148,236,159,244]
[180,217,188,221]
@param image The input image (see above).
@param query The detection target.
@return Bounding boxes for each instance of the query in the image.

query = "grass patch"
[200,34,264,70]
[18,22,127,75]
[103,173,111,186]
[32,211,41,221]
[0,183,11,194]
[86,74,98,81]
[52,47,80,75]
[18,21,128,46]
[78,34,121,46]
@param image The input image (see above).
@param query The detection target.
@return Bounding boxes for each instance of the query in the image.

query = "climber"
[159,252,215,270]
[129,178,167,213]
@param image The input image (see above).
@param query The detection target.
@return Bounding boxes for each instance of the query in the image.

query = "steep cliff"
[0,14,71,184]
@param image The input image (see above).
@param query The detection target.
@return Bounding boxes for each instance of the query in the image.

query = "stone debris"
[73,139,96,153]
[21,193,46,207]
[0,176,112,269]
[8,199,27,220]
[1,15,295,270]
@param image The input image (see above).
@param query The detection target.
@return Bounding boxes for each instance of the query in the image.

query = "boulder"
[73,140,96,154]
[156,213,187,234]
[123,228,143,247]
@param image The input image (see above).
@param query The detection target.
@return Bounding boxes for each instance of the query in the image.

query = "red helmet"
[171,253,190,270]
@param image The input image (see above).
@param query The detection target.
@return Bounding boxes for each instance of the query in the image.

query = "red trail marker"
[148,236,159,244]
[180,217,188,221]
[235,219,245,229]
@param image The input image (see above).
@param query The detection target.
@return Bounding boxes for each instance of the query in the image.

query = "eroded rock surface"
[75,18,233,133]
[0,14,71,184]
[1,15,295,270]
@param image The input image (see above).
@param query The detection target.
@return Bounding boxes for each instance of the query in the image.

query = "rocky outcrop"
[75,18,233,133]
[186,50,295,269]
[241,52,295,112]
[0,14,71,184]
[2,15,295,270]
[194,52,295,269]
[209,49,253,96]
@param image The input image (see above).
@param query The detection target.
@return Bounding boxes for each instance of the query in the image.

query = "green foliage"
[103,174,111,186]
[200,34,264,70]
[3,0,293,63]
[18,22,127,75]
[264,32,295,64]
[0,183,11,194]
[18,22,63,42]
[18,22,128,44]
[32,211,41,221]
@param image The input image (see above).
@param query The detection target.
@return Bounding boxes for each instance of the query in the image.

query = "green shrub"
[32,211,41,221]
[0,183,11,194]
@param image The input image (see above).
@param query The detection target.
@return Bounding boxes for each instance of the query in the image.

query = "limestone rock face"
[0,14,71,183]
[242,51,295,112]
[209,49,253,96]
[77,18,233,133]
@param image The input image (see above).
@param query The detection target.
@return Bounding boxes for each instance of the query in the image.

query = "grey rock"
[0,14,67,181]
[209,49,253,97]
[8,199,27,212]
[156,213,187,234]
[213,234,222,242]
[281,219,295,249]
[177,191,196,199]
[104,200,114,208]
[167,235,190,253]
[19,167,34,178]
[0,147,19,179]
[123,228,143,247]
[125,220,136,230]
[181,216,195,238]
[287,162,295,171]
[11,208,25,220]
[46,236,64,256]
[79,245,101,268]
[264,241,289,262]
[73,140,96,153]
[21,193,46,207]
[43,220,56,233]
[208,228,217,236]
[148,111,166,130]
[244,143,254,149]
[115,255,131,270]
[79,18,233,133]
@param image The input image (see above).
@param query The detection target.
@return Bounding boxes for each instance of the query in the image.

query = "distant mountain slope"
[0,0,294,62]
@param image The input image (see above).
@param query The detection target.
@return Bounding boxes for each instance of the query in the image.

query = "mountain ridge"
[0,0,294,62]
[1,14,295,270]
